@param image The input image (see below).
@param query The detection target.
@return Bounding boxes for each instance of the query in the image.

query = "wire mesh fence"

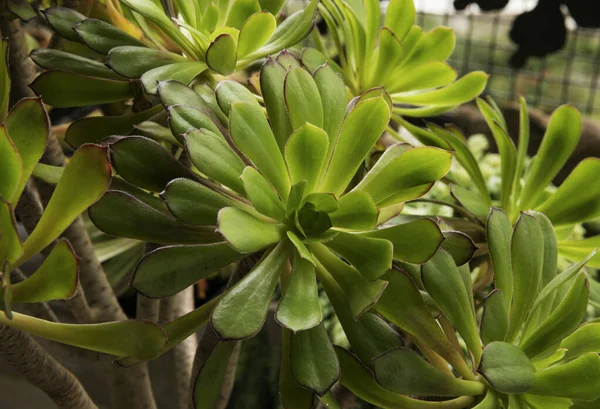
[411,0,600,118]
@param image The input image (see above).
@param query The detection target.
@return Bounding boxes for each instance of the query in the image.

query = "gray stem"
[0,325,98,409]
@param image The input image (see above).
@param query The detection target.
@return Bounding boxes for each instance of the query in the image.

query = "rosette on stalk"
[89,60,459,405]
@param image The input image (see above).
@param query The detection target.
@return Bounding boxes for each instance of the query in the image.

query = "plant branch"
[0,324,98,409]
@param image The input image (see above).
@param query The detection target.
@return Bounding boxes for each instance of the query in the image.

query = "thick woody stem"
[159,287,197,409]
[0,325,98,409]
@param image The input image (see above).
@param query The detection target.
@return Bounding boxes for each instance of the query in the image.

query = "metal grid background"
[411,0,600,118]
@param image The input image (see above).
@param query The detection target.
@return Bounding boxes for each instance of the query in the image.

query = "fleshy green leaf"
[486,208,513,310]
[168,104,224,141]
[353,146,452,206]
[206,34,237,75]
[422,250,482,362]
[0,39,9,121]
[42,7,85,42]
[260,58,293,151]
[530,353,600,401]
[0,125,22,203]
[276,256,322,332]
[329,191,378,231]
[360,218,444,264]
[385,0,415,40]
[162,178,248,226]
[238,12,276,57]
[8,240,77,303]
[519,273,588,359]
[141,61,207,95]
[184,128,246,194]
[290,323,340,396]
[30,71,133,107]
[478,341,535,394]
[229,101,291,200]
[281,328,314,409]
[0,312,166,360]
[373,348,485,396]
[16,145,111,266]
[74,18,147,54]
[481,290,508,344]
[30,49,123,80]
[507,213,544,341]
[110,136,197,192]
[0,200,22,264]
[65,105,163,148]
[89,191,220,244]
[560,323,600,360]
[285,123,329,194]
[132,243,243,298]
[536,159,600,226]
[211,242,288,339]
[325,233,392,281]
[519,105,581,210]
[320,96,391,196]
[284,67,324,130]
[441,230,477,266]
[451,185,491,222]
[241,166,286,221]
[521,394,571,409]
[335,346,475,409]
[313,64,346,147]
[217,207,285,253]
[215,80,260,117]
[312,243,387,319]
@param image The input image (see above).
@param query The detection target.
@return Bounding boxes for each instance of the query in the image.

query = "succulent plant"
[310,0,488,114]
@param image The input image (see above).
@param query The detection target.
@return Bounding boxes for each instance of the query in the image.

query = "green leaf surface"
[519,105,581,210]
[132,243,243,298]
[162,178,247,226]
[206,34,237,75]
[8,240,77,303]
[32,163,62,185]
[486,208,513,310]
[422,250,482,362]
[560,323,600,360]
[0,125,22,203]
[284,67,324,130]
[519,273,588,359]
[521,394,571,409]
[531,353,600,401]
[325,232,392,281]
[536,159,600,226]
[508,213,544,341]
[31,49,123,80]
[74,18,147,54]
[30,70,133,107]
[290,323,340,396]
[360,218,444,264]
[211,242,288,340]
[65,105,162,148]
[229,102,290,200]
[42,7,85,42]
[329,191,378,231]
[141,61,207,95]
[335,346,475,409]
[478,342,535,394]
[215,80,260,117]
[241,166,286,221]
[373,347,485,396]
[481,290,508,344]
[472,389,500,409]
[0,40,9,121]
[89,191,220,244]
[110,136,196,192]
[0,311,166,360]
[238,12,276,57]
[168,104,223,141]
[354,146,452,206]
[260,58,293,151]
[285,123,329,193]
[385,0,415,40]
[16,145,111,266]
[217,207,285,253]
[276,256,322,331]
[312,243,388,319]
[313,64,346,147]
[441,230,477,266]
[0,200,22,265]
[451,185,491,222]
[184,128,246,194]
[280,328,314,409]
[320,97,391,196]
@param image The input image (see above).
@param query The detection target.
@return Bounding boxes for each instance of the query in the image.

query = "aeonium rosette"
[88,57,458,403]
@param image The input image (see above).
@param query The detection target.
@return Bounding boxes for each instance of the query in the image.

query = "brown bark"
[0,325,99,409]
